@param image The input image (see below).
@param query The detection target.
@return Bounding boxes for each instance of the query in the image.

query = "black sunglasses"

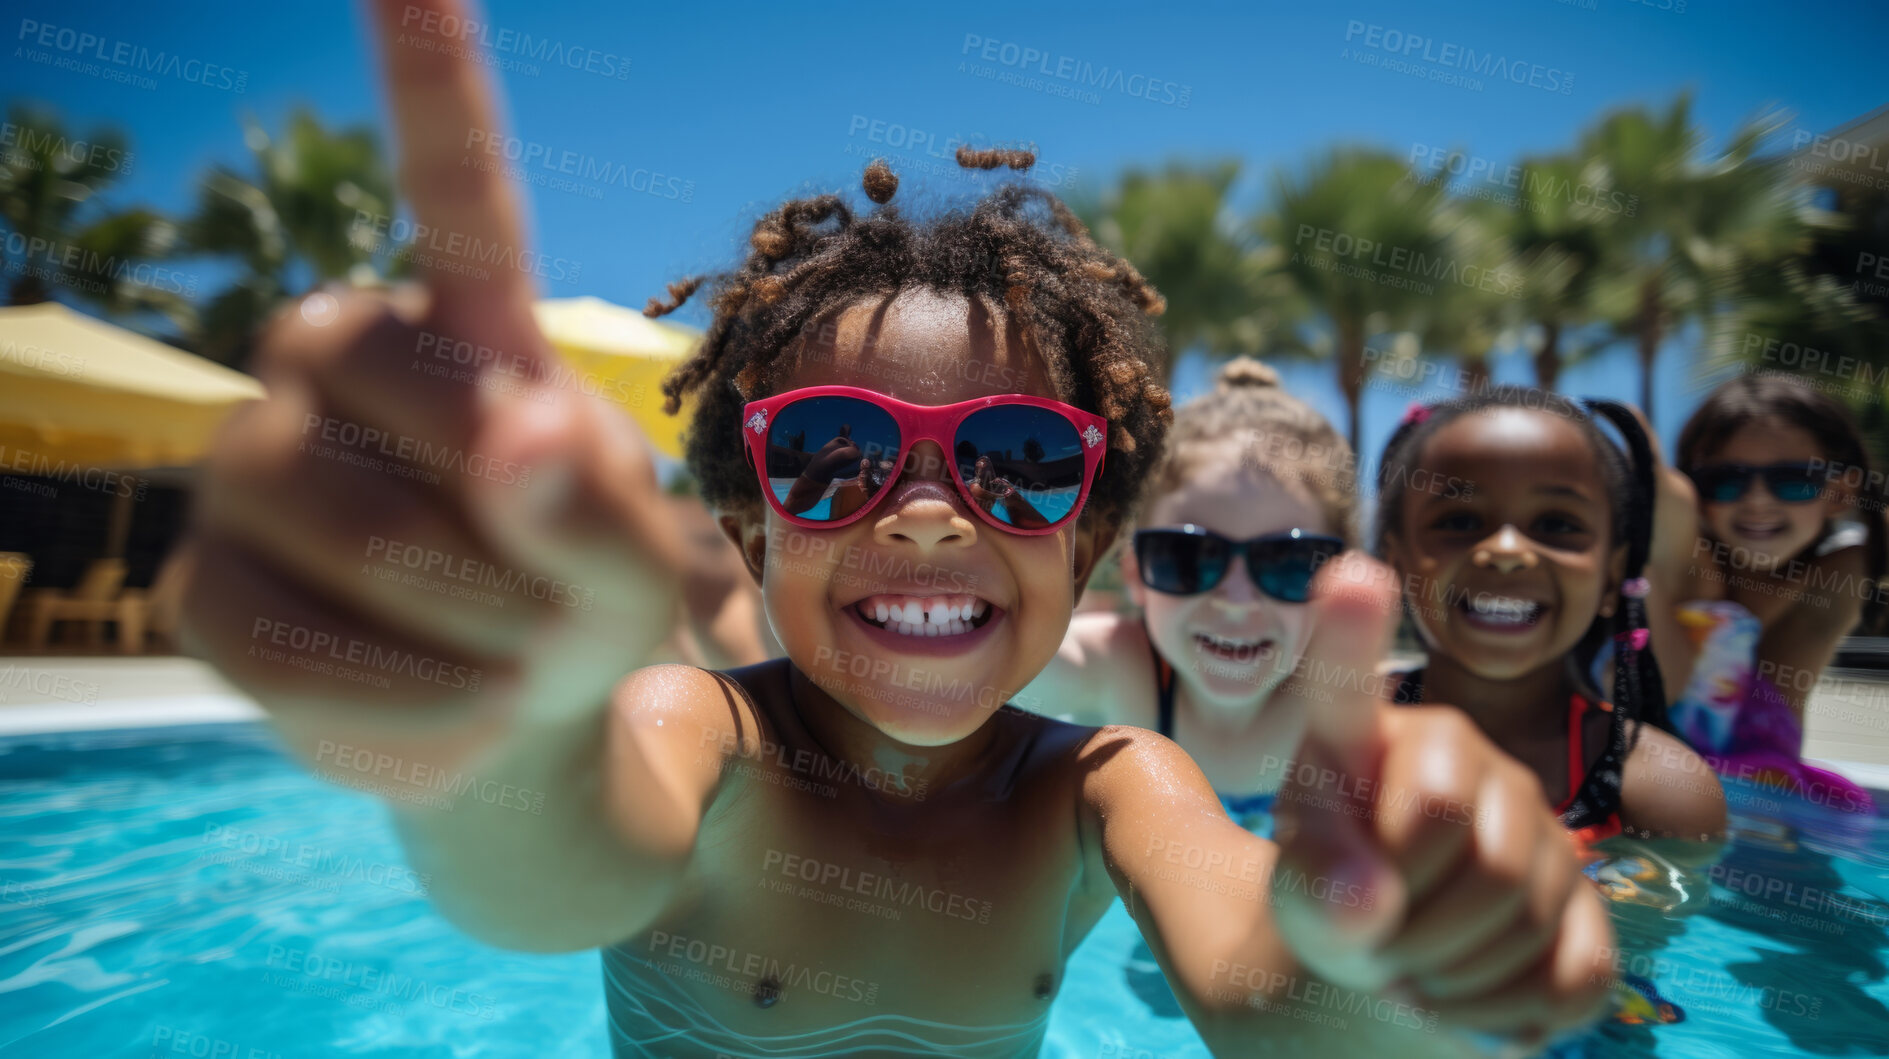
[1687,462,1825,505]
[1133,526,1344,602]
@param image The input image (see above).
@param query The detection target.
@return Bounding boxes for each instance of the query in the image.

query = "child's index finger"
[1289,553,1399,774]
[367,0,536,321]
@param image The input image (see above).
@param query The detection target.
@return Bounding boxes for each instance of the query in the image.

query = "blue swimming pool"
[2,723,1886,1057]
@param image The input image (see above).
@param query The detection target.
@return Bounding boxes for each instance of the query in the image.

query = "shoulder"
[1025,611,1158,727]
[1619,724,1726,842]
[608,660,780,812]
[1072,723,1216,810]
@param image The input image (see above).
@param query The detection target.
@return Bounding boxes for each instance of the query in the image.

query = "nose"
[1472,524,1538,573]
[1210,556,1260,610]
[872,440,978,552]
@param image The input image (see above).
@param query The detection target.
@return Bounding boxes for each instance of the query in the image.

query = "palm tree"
[1720,178,1889,456]
[1508,153,1614,391]
[0,105,190,327]
[1259,149,1453,454]
[187,109,400,368]
[1582,97,1797,418]
[1411,184,1522,392]
[1073,162,1291,382]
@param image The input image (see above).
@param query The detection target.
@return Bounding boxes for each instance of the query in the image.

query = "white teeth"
[972,600,987,618]
[949,619,965,635]
[875,602,890,623]
[897,621,916,636]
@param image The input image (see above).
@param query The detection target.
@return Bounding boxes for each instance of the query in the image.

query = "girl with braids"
[1374,387,1726,848]
[185,7,1617,1053]
[1645,373,1884,814]
[1019,356,1353,835]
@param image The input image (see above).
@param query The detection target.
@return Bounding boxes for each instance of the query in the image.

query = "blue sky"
[12,0,1888,466]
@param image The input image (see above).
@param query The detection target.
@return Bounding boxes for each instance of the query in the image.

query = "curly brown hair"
[646,148,1174,525]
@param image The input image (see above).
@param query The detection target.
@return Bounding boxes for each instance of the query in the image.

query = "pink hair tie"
[1621,577,1650,599]
[1614,627,1650,651]
[1400,401,1432,427]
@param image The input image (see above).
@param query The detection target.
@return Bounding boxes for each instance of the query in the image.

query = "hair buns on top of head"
[862,159,899,204]
[1215,356,1280,391]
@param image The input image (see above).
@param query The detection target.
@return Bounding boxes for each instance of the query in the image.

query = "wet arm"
[389,664,731,952]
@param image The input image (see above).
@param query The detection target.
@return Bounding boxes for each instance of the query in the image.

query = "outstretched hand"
[180,0,689,757]
[1267,554,1613,1044]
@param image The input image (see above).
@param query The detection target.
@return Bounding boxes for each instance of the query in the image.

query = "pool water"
[3,723,1887,1057]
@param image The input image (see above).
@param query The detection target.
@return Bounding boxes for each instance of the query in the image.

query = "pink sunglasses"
[741,385,1108,534]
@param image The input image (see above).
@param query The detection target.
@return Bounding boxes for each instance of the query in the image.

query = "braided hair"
[1372,386,1671,738]
[647,148,1174,526]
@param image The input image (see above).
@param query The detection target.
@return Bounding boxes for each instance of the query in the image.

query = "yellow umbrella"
[532,296,699,460]
[0,301,265,470]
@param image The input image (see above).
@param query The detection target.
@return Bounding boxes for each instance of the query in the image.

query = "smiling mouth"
[1732,520,1788,540]
[1459,593,1548,630]
[1194,633,1277,665]
[851,594,995,638]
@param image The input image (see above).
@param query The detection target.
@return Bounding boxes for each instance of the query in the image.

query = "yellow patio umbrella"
[0,301,265,470]
[532,296,700,460]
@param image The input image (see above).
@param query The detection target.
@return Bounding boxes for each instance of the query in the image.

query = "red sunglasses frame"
[740,385,1109,535]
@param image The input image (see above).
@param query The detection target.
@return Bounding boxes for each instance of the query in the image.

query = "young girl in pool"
[1647,373,1885,813]
[1374,387,1727,847]
[1022,357,1350,833]
[178,5,1616,1054]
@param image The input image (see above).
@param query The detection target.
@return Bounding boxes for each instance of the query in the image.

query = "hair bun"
[1215,356,1279,391]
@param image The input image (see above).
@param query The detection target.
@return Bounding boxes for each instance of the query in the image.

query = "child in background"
[1648,373,1885,813]
[180,4,1616,1054]
[1022,357,1350,832]
[1374,387,1726,847]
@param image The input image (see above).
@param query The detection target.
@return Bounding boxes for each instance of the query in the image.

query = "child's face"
[1697,419,1841,568]
[1384,409,1624,682]
[724,288,1115,745]
[1128,441,1328,707]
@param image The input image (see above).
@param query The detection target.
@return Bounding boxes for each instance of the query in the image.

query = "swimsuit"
[1668,598,1875,814]
[1145,628,1276,834]
[1392,670,1626,845]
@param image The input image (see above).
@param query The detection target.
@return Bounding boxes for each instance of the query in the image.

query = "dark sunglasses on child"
[1132,525,1344,602]
[741,385,1108,534]
[1687,461,1826,505]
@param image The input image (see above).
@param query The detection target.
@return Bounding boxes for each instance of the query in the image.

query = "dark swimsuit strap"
[1392,668,1624,832]
[1143,617,1177,739]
